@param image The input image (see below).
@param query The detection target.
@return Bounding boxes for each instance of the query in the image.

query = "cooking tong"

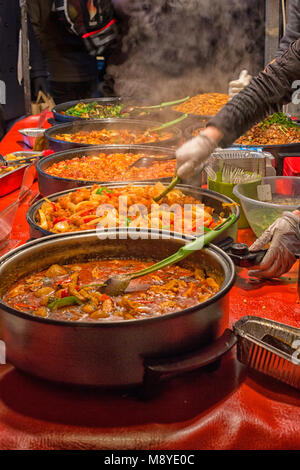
[0,154,41,167]
[0,149,53,168]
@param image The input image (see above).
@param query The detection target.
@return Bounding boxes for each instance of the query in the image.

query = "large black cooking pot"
[26,182,240,242]
[52,97,183,124]
[0,230,235,387]
[52,97,122,123]
[44,119,182,153]
[36,145,178,196]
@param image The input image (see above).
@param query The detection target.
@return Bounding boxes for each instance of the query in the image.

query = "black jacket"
[277,0,300,56]
[0,1,47,121]
[209,39,300,148]
[28,0,98,83]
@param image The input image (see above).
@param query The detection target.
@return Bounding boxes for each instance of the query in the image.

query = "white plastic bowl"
[233,176,300,237]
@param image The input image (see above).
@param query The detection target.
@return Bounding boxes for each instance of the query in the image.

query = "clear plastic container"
[233,176,300,237]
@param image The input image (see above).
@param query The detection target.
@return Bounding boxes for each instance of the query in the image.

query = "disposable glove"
[228,70,252,99]
[176,132,218,182]
[248,211,300,279]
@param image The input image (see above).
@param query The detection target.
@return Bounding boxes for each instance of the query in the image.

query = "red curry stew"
[44,153,176,181]
[3,259,221,322]
[53,129,173,145]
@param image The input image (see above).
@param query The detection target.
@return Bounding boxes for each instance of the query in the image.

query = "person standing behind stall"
[28,0,99,104]
[0,0,48,131]
[176,38,300,279]
[229,0,300,97]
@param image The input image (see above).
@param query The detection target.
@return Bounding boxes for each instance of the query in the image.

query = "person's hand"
[31,76,48,101]
[176,128,222,182]
[228,70,252,99]
[248,211,300,279]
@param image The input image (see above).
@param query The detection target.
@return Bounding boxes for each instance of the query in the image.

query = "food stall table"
[0,117,299,451]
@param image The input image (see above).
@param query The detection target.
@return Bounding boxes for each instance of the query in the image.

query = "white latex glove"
[248,212,300,279]
[176,132,218,182]
[228,70,252,99]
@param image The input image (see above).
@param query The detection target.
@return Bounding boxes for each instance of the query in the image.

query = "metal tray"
[0,151,43,197]
[234,316,300,389]
[0,165,28,197]
[231,143,300,175]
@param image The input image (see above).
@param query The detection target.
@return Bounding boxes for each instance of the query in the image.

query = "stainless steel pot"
[0,230,235,387]
[36,145,178,196]
[26,182,240,242]
[52,97,122,123]
[44,119,182,153]
[52,97,183,124]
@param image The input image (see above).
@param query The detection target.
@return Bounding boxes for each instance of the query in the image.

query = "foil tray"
[0,151,42,197]
[234,316,300,389]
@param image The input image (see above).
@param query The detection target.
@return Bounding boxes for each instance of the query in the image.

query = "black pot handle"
[143,328,237,387]
[215,237,267,268]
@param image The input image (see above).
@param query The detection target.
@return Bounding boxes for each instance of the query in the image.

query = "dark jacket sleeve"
[276,0,300,56]
[28,17,48,79]
[208,39,300,148]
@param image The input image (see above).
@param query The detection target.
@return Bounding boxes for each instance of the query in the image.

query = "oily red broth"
[3,258,221,322]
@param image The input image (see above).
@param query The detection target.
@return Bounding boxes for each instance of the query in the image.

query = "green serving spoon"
[121,96,190,115]
[147,114,188,133]
[99,213,237,296]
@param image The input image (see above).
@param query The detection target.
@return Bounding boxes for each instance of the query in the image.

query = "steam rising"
[109,0,265,102]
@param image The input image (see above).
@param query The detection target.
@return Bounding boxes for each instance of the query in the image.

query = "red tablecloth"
[0,116,299,451]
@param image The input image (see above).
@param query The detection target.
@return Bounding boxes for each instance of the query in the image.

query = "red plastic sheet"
[0,117,299,450]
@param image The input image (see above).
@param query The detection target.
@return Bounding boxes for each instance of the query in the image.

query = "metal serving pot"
[26,182,240,242]
[0,230,235,388]
[52,97,183,125]
[36,145,178,196]
[44,119,182,152]
[52,97,122,123]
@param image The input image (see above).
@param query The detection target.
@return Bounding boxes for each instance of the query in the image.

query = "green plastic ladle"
[100,213,237,296]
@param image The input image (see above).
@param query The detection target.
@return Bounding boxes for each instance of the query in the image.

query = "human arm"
[276,0,300,56]
[208,38,300,148]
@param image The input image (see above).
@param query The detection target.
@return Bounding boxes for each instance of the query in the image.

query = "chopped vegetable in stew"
[53,129,173,145]
[36,183,220,235]
[3,259,222,322]
[44,152,176,181]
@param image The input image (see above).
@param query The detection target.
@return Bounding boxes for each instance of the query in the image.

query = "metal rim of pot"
[52,97,184,124]
[52,97,122,123]
[36,145,179,195]
[44,118,183,151]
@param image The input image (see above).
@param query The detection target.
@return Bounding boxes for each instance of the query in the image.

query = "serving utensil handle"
[129,214,237,281]
[149,114,188,132]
